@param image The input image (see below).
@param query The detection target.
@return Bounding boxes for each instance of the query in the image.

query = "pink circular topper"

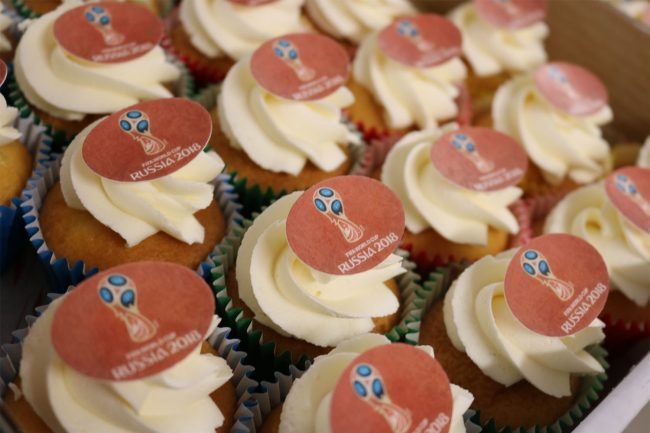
[53,2,163,64]
[228,0,277,5]
[534,62,608,117]
[605,167,650,234]
[504,234,609,337]
[286,176,405,276]
[51,261,216,382]
[473,0,547,29]
[643,6,650,26]
[377,14,462,68]
[82,98,212,182]
[431,127,528,192]
[250,33,350,101]
[0,60,7,87]
[330,343,453,433]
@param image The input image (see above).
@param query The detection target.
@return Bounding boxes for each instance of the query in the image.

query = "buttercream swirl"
[0,94,21,146]
[180,0,306,61]
[305,0,415,43]
[0,5,12,52]
[14,3,180,121]
[219,57,360,175]
[493,73,613,185]
[443,249,606,397]
[381,127,522,245]
[236,193,405,347]
[638,136,650,168]
[60,119,225,247]
[352,32,467,130]
[20,297,233,433]
[544,183,650,307]
[279,333,474,433]
[449,2,548,77]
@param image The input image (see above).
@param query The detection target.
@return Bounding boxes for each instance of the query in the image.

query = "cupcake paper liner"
[193,84,371,218]
[0,103,54,272]
[0,289,260,433]
[415,265,609,433]
[599,313,650,348]
[5,54,194,153]
[18,156,243,293]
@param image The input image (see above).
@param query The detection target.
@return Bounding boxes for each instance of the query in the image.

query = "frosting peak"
[0,94,21,146]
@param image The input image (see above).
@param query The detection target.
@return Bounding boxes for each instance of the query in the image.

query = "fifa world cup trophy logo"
[313,187,364,243]
[547,66,581,101]
[615,174,650,216]
[84,6,125,46]
[273,39,315,82]
[351,364,412,433]
[98,274,158,342]
[451,133,495,173]
[396,20,433,52]
[118,110,167,156]
[521,250,574,301]
[492,0,521,16]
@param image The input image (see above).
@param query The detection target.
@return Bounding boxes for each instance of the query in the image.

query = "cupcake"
[10,2,186,148]
[2,261,244,433]
[259,334,475,433]
[606,0,650,25]
[215,176,413,363]
[420,234,609,431]
[544,168,650,341]
[491,62,613,197]
[0,4,16,61]
[381,125,529,271]
[167,0,309,84]
[21,98,238,290]
[449,0,549,117]
[637,135,650,168]
[11,0,164,19]
[349,14,469,139]
[0,86,29,207]
[212,33,364,214]
[304,0,415,46]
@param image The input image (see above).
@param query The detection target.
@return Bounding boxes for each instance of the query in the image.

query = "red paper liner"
[600,313,650,348]
[525,185,576,222]
[509,198,534,247]
[455,83,473,126]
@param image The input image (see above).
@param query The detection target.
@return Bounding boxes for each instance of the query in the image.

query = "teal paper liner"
[413,264,610,433]
[19,156,243,293]
[0,289,260,433]
[6,54,194,153]
[192,84,372,218]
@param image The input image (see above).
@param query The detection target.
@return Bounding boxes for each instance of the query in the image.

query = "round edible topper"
[286,176,405,276]
[53,2,163,64]
[430,127,527,192]
[504,234,609,337]
[534,62,608,117]
[250,33,350,101]
[330,343,453,433]
[473,0,547,29]
[228,0,277,4]
[51,261,215,382]
[643,6,650,26]
[82,98,212,182]
[0,60,7,87]
[377,14,462,69]
[605,167,650,233]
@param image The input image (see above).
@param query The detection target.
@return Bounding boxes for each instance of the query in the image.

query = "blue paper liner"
[0,288,260,433]
[19,156,243,293]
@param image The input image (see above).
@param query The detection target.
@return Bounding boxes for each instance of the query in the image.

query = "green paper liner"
[413,264,610,433]
[193,84,372,218]
[6,53,194,152]
[208,215,426,383]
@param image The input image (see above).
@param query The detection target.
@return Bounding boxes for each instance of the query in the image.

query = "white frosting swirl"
[493,73,613,186]
[180,0,306,61]
[352,32,467,130]
[0,94,21,146]
[14,3,181,121]
[381,127,522,245]
[638,135,650,168]
[305,0,415,43]
[544,183,650,307]
[443,249,606,397]
[20,297,233,433]
[236,193,405,347]
[279,333,474,433]
[0,5,12,52]
[60,119,225,247]
[219,57,360,176]
[449,3,548,77]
